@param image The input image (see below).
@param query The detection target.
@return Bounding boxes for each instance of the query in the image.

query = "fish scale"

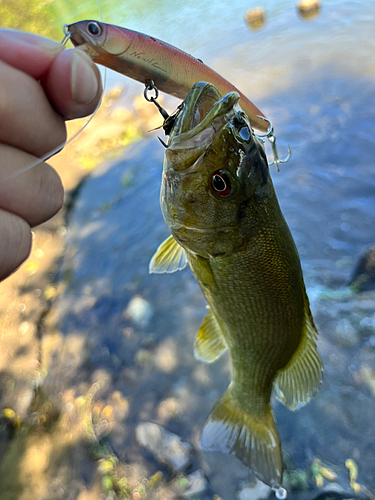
[203,254,302,365]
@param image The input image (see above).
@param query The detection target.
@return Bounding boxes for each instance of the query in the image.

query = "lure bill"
[66,20,269,132]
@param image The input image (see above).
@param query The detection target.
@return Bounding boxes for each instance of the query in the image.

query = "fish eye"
[86,21,101,36]
[210,170,233,197]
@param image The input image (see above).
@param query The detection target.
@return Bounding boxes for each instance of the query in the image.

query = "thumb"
[43,48,102,120]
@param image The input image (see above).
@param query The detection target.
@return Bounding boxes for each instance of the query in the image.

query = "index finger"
[0,29,65,79]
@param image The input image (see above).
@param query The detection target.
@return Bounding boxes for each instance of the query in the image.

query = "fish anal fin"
[149,235,188,274]
[200,386,282,487]
[194,310,227,363]
[274,294,323,411]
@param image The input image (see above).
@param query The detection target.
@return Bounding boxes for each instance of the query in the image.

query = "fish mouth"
[168,82,240,152]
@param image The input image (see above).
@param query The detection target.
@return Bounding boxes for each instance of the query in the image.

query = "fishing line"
[5,0,106,181]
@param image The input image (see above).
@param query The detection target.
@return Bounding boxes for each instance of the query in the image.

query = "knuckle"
[0,212,31,282]
[39,165,64,221]
[27,164,64,228]
[0,82,15,125]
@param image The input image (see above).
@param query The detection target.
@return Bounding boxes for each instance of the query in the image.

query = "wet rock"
[154,339,178,373]
[315,481,361,500]
[157,397,181,422]
[237,479,271,500]
[135,349,153,368]
[350,246,375,292]
[359,365,375,396]
[181,469,208,498]
[135,422,192,472]
[123,295,153,328]
[334,318,359,347]
[359,314,375,335]
[245,8,265,30]
[297,0,320,20]
[284,468,310,492]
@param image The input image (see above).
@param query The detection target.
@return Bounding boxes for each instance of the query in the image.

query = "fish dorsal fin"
[274,293,323,411]
[194,308,227,363]
[149,235,188,274]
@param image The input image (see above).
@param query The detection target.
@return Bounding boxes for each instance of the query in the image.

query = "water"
[1,0,375,497]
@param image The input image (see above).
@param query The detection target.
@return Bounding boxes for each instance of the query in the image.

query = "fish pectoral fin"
[274,294,323,411]
[200,386,282,487]
[194,309,227,363]
[149,235,188,274]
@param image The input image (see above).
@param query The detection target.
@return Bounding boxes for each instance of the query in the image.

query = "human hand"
[0,29,102,282]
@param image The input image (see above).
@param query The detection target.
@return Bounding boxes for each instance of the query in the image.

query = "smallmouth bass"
[150,82,323,488]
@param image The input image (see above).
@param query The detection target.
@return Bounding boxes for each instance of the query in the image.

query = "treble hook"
[255,116,291,172]
[144,80,180,136]
[61,25,71,45]
[144,80,169,120]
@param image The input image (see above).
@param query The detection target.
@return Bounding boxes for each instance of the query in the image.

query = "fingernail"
[71,50,99,105]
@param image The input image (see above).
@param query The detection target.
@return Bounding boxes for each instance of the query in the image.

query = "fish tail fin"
[200,386,282,487]
[274,293,323,411]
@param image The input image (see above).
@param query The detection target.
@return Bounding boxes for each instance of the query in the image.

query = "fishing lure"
[65,20,291,168]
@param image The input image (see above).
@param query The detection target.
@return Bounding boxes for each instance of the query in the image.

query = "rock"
[157,397,181,422]
[135,422,192,472]
[237,479,271,500]
[350,246,375,292]
[245,8,265,30]
[181,469,208,498]
[123,295,153,328]
[334,318,359,347]
[297,0,320,20]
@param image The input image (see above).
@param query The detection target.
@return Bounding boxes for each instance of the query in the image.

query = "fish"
[149,81,323,488]
[66,20,269,132]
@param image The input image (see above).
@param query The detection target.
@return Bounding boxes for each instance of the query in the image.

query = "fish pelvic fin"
[194,308,227,363]
[200,386,282,487]
[274,293,323,411]
[149,235,188,274]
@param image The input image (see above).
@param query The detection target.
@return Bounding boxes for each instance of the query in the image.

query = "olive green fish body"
[184,196,305,485]
[189,219,305,379]
[151,82,323,487]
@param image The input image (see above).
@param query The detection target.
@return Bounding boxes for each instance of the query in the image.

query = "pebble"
[124,295,153,328]
[334,318,359,347]
[350,246,375,292]
[135,422,192,472]
[18,321,30,335]
[297,0,321,19]
[181,469,208,497]
[359,314,375,333]
[237,479,271,500]
[157,397,181,421]
[245,8,265,30]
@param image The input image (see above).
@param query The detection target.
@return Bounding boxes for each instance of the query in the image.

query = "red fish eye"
[87,22,101,36]
[211,170,232,197]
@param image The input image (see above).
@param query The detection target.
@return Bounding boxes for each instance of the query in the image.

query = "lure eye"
[86,21,101,36]
[211,170,233,197]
